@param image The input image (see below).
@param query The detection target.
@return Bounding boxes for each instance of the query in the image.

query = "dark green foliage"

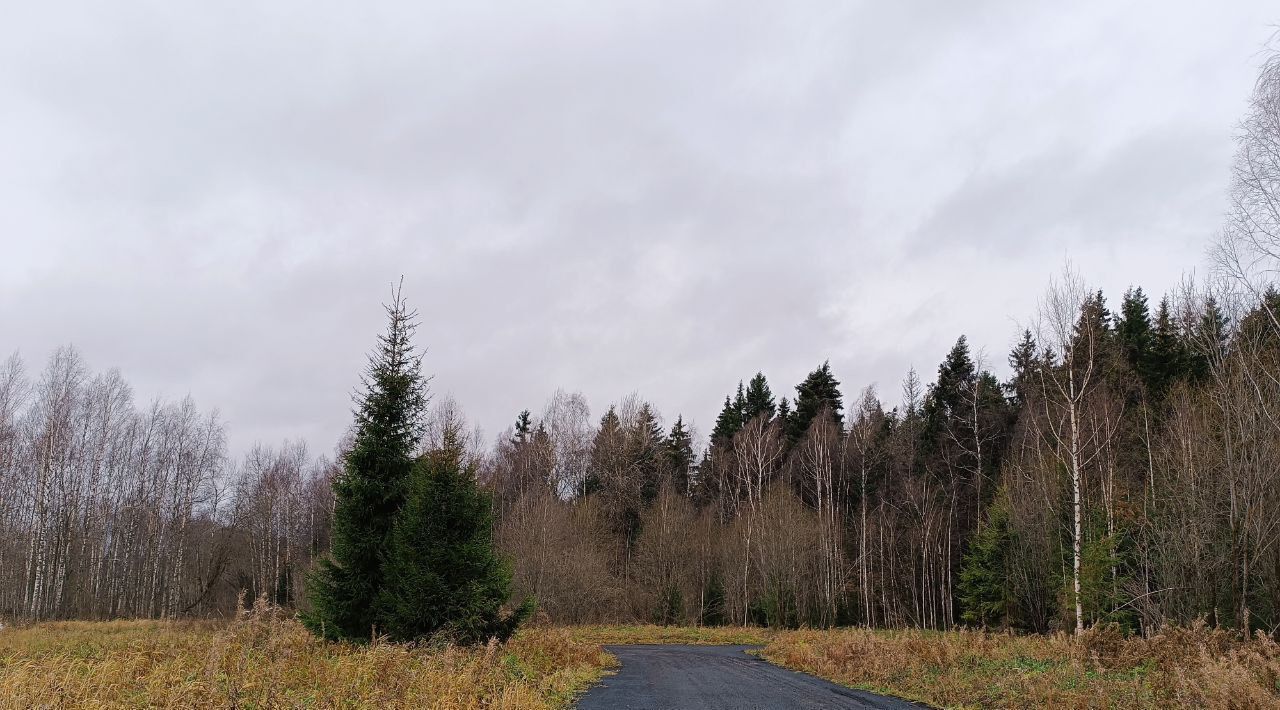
[786,361,844,445]
[700,571,727,626]
[666,416,696,496]
[959,493,1016,628]
[1115,287,1154,389]
[1147,297,1188,398]
[777,396,791,423]
[655,583,684,626]
[512,410,532,444]
[749,583,801,628]
[630,403,667,513]
[1006,329,1039,407]
[742,372,776,423]
[1186,297,1229,381]
[304,290,428,642]
[922,336,977,442]
[377,437,532,645]
[584,407,623,496]
[711,395,743,441]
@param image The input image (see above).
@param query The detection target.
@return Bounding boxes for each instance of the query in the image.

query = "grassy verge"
[5,615,1278,708]
[0,603,609,709]
[762,624,1280,709]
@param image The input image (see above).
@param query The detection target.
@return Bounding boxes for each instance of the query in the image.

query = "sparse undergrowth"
[763,623,1280,709]
[0,600,609,709]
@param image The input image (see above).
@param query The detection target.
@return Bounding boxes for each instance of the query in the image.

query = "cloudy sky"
[2,1,1276,457]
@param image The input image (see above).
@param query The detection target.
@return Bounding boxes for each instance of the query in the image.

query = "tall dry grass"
[764,622,1280,709]
[0,598,608,709]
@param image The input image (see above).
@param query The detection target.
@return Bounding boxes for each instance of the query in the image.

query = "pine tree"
[711,395,743,441]
[631,403,667,512]
[666,415,696,497]
[701,570,728,626]
[1115,287,1153,388]
[742,372,776,423]
[786,361,844,445]
[512,410,532,445]
[1186,297,1229,382]
[1006,329,1038,408]
[1148,297,1187,398]
[958,491,1016,628]
[377,426,532,644]
[585,407,623,496]
[304,287,429,642]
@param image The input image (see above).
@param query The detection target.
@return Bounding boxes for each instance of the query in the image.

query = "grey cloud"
[1,1,1276,457]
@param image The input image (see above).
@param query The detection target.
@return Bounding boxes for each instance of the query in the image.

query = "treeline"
[0,347,335,620]
[483,275,1280,636]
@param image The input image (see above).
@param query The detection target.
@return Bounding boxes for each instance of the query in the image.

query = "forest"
[3,266,1278,638]
[4,49,1280,646]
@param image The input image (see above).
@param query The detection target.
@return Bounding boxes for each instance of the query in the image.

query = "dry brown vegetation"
[4,616,1280,708]
[763,623,1280,709]
[0,600,609,709]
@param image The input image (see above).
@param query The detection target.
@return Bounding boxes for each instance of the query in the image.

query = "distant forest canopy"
[3,50,1280,635]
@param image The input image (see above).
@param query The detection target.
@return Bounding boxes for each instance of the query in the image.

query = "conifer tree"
[742,372,776,423]
[1186,297,1229,382]
[1115,287,1154,387]
[1006,330,1038,408]
[958,492,1016,628]
[512,410,532,445]
[666,415,695,496]
[1148,297,1187,398]
[711,395,743,441]
[305,286,429,642]
[701,570,728,626]
[786,361,844,445]
[377,426,532,644]
[631,402,667,512]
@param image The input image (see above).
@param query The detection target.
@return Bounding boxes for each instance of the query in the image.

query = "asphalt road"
[575,644,926,710]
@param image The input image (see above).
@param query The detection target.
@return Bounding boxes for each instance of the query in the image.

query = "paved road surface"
[575,644,926,710]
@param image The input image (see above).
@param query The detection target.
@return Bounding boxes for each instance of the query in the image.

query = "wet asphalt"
[575,644,927,710]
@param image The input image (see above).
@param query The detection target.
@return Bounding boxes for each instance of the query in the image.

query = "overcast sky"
[2,1,1276,458]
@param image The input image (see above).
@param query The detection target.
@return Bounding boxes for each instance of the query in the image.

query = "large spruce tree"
[305,287,428,641]
[377,426,532,644]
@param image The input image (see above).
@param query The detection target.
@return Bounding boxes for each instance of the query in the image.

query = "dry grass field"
[0,600,609,709]
[3,610,1280,709]
[764,624,1280,709]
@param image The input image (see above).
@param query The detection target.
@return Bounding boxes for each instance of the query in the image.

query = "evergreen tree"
[377,427,532,644]
[958,492,1016,628]
[1186,296,1229,382]
[631,402,667,512]
[512,410,532,445]
[305,288,429,642]
[786,361,844,445]
[585,407,623,496]
[711,395,743,441]
[742,372,776,423]
[1148,297,1187,397]
[922,336,977,443]
[701,571,728,626]
[777,396,791,424]
[1115,287,1153,387]
[1006,329,1038,408]
[666,415,696,496]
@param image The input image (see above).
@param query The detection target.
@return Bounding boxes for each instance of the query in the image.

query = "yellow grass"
[763,623,1280,709]
[0,601,609,709]
[5,613,1278,709]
